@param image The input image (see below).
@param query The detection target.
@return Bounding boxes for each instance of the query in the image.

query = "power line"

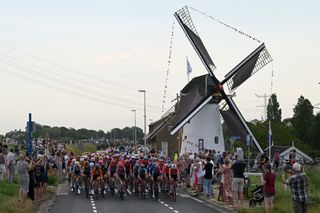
[0,64,161,114]
[0,41,163,98]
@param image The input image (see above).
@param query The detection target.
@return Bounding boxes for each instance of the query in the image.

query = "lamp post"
[138,89,147,153]
[131,109,137,145]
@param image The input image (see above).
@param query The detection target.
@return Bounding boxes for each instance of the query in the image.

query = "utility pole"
[138,90,147,153]
[27,113,33,157]
[255,93,270,120]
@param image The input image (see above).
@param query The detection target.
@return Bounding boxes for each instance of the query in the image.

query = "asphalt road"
[50,185,232,213]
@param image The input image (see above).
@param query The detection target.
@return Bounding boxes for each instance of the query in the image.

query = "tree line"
[245,94,320,158]
[4,124,144,144]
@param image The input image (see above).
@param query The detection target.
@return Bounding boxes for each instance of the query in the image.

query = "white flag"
[187,58,192,75]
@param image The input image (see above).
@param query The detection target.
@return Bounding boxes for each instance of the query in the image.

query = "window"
[214,136,219,144]
[198,139,204,152]
[162,142,168,157]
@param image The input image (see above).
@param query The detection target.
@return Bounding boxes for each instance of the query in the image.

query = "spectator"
[231,147,246,208]
[282,162,308,213]
[220,159,233,204]
[203,156,213,198]
[0,148,6,181]
[289,149,297,166]
[274,149,280,169]
[6,148,16,183]
[261,163,276,213]
[17,154,30,202]
[56,153,63,178]
[193,157,201,195]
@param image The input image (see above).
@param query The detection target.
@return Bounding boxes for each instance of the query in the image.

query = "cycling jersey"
[138,166,147,179]
[91,168,102,180]
[152,164,161,177]
[83,166,91,177]
[74,165,82,176]
[117,165,125,176]
[109,164,117,176]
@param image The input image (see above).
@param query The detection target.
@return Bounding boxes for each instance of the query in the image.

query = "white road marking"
[90,196,98,213]
[158,199,180,213]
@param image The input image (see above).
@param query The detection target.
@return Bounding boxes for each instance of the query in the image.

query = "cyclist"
[151,160,161,198]
[116,161,127,196]
[108,159,117,194]
[169,163,179,200]
[72,161,82,193]
[82,161,91,197]
[137,163,148,197]
[132,160,140,194]
[162,161,171,192]
[124,159,132,193]
[91,164,103,196]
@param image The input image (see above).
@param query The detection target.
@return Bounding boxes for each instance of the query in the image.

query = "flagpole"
[268,119,272,162]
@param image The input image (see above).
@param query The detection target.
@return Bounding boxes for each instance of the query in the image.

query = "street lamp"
[131,109,137,145]
[138,89,147,153]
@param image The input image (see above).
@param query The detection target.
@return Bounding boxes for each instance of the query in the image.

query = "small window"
[214,136,219,144]
[184,136,187,140]
[162,142,168,157]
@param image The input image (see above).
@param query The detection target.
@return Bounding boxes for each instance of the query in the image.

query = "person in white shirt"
[6,148,16,183]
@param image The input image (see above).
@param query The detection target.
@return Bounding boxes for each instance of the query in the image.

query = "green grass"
[0,173,60,213]
[240,167,320,213]
[0,179,33,213]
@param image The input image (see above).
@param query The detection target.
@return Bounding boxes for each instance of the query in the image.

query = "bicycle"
[169,178,177,201]
[83,176,91,198]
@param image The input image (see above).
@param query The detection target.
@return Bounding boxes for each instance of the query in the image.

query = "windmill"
[170,6,273,154]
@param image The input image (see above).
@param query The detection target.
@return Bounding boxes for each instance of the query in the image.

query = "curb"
[182,187,237,213]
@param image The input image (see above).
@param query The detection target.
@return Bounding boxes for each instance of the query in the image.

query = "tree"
[292,96,314,141]
[267,93,282,122]
[307,112,320,150]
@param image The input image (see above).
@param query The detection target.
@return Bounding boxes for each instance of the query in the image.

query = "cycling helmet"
[98,160,103,165]
[171,164,177,169]
[89,162,94,168]
[95,164,99,169]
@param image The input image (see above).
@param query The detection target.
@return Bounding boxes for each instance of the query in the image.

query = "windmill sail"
[221,43,272,93]
[221,95,264,153]
[170,87,211,135]
[175,6,217,77]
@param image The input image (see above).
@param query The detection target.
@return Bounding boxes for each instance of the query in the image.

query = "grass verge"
[239,167,320,213]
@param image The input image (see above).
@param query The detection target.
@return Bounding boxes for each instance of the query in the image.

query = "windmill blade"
[220,94,264,153]
[174,6,217,78]
[221,43,272,93]
[170,87,212,135]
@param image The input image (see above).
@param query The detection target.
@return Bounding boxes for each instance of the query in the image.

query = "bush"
[48,175,58,186]
[83,143,97,153]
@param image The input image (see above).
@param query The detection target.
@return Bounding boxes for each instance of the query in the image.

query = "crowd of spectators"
[0,139,67,202]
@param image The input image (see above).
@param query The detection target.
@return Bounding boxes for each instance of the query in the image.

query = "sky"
[0,0,319,135]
